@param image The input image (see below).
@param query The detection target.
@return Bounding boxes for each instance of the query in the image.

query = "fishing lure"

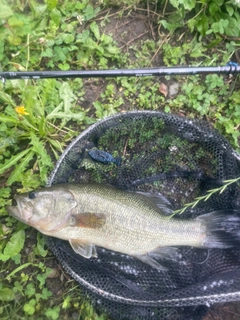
[88,148,122,166]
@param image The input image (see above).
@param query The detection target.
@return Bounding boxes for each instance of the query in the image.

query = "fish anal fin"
[69,239,95,258]
[71,213,106,228]
[135,254,168,272]
[148,246,178,261]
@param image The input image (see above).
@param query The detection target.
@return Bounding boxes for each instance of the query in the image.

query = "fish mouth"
[7,204,20,218]
[7,198,33,224]
[7,204,27,224]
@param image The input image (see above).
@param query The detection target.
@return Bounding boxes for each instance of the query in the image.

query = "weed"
[172,176,240,216]
[160,0,240,45]
[0,79,93,190]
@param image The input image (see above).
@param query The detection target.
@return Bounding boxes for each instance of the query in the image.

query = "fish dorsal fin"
[69,239,95,258]
[134,191,173,216]
[70,213,106,228]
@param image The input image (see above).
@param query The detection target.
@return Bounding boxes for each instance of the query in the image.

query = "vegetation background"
[0,0,240,319]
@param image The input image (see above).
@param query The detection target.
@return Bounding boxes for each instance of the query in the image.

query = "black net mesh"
[47,111,240,319]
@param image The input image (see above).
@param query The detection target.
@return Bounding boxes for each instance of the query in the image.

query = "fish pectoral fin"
[134,254,168,272]
[69,240,94,258]
[71,212,106,228]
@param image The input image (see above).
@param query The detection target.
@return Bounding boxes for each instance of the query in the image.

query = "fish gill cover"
[47,111,240,320]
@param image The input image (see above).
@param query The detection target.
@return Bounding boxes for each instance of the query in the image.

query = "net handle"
[0,65,240,81]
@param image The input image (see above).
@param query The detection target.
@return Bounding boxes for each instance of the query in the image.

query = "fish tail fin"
[198,210,240,248]
[114,157,122,166]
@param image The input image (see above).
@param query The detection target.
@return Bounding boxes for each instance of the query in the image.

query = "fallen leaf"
[159,82,168,97]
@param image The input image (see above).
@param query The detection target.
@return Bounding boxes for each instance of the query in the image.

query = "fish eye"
[28,191,37,199]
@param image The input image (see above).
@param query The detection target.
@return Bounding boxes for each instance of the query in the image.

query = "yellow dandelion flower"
[15,106,29,115]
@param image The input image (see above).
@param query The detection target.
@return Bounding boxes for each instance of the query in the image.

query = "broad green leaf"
[50,8,62,26]
[0,149,30,175]
[59,82,76,113]
[225,17,240,37]
[7,150,35,185]
[45,306,60,320]
[90,21,100,41]
[0,3,13,19]
[209,2,219,16]
[190,43,207,58]
[211,19,229,34]
[1,230,25,261]
[35,233,48,257]
[62,34,74,44]
[193,15,209,36]
[23,299,36,315]
[160,19,183,32]
[170,0,195,10]
[0,287,15,301]
[45,0,58,9]
[213,0,224,5]
[7,34,22,46]
[225,4,234,16]
[58,62,70,70]
[83,5,100,21]
[42,47,53,58]
[106,45,119,55]
[41,288,52,300]
[169,0,180,8]
[8,16,24,28]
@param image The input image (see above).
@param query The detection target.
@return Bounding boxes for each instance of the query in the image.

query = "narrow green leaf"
[7,150,35,185]
[48,138,63,152]
[0,90,15,105]
[0,149,30,175]
[5,262,33,281]
[30,132,45,155]
[0,115,18,124]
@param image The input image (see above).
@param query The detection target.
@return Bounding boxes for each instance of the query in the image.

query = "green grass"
[0,0,240,318]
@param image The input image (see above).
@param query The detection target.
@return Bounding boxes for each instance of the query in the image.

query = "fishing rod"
[0,64,239,82]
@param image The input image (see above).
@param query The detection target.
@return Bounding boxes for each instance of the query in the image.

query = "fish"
[7,183,240,271]
[88,148,122,166]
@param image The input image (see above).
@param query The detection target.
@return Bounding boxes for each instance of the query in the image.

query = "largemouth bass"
[7,183,240,271]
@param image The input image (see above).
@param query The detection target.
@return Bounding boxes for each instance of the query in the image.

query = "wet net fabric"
[47,111,240,319]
